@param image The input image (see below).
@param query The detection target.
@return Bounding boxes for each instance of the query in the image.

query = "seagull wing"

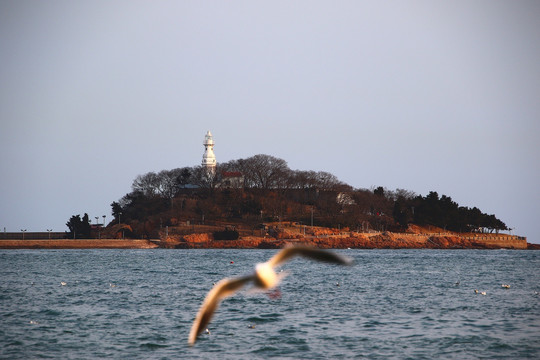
[188,275,253,346]
[267,245,353,268]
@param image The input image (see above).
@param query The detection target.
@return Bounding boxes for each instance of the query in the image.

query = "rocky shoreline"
[1,230,534,250]
[165,231,531,250]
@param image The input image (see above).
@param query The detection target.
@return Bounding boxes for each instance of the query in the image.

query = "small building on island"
[220,171,244,189]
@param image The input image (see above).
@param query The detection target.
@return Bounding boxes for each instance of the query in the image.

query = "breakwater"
[0,239,158,249]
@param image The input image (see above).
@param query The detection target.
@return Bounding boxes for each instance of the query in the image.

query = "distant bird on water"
[188,244,353,346]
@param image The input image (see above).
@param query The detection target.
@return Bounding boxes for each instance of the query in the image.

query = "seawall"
[0,239,158,249]
[165,231,529,250]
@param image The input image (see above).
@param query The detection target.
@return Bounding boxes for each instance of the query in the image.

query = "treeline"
[127,154,349,197]
[393,191,507,233]
[105,154,507,238]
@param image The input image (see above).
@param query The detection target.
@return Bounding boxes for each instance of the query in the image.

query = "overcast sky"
[1,1,539,243]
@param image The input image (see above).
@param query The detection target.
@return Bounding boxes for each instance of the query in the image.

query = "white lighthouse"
[201,130,216,173]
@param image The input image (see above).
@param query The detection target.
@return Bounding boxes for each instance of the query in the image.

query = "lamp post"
[47,229,52,239]
[102,215,106,227]
[21,229,27,240]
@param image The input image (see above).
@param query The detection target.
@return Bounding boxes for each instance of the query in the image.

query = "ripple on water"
[245,312,283,324]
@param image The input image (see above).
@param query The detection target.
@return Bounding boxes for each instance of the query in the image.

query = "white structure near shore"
[201,130,216,174]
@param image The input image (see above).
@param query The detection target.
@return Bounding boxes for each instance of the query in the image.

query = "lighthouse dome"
[204,131,214,146]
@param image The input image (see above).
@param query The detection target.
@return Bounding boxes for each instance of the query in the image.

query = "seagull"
[60,282,67,286]
[188,245,352,346]
[501,284,510,289]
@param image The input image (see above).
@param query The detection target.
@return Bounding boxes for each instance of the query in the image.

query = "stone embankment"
[0,239,158,249]
[161,231,528,250]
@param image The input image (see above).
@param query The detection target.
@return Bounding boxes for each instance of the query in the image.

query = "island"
[2,153,532,250]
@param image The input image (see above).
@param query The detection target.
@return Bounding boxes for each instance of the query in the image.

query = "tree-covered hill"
[104,154,507,239]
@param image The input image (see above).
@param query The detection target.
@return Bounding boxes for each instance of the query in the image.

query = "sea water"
[0,249,539,359]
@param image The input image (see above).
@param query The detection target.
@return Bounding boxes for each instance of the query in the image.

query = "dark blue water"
[1,249,539,359]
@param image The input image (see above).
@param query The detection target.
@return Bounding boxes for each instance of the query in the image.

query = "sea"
[0,249,539,359]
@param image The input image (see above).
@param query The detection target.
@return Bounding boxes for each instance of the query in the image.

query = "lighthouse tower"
[201,130,216,173]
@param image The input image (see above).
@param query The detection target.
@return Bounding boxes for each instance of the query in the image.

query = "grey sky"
[1,1,539,242]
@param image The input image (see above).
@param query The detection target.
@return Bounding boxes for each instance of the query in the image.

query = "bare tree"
[156,169,182,202]
[132,172,160,196]
[315,171,347,190]
[176,167,193,189]
[242,154,290,189]
[191,165,219,189]
[287,170,317,189]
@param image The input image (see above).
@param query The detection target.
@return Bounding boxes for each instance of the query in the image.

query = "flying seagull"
[188,244,353,345]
